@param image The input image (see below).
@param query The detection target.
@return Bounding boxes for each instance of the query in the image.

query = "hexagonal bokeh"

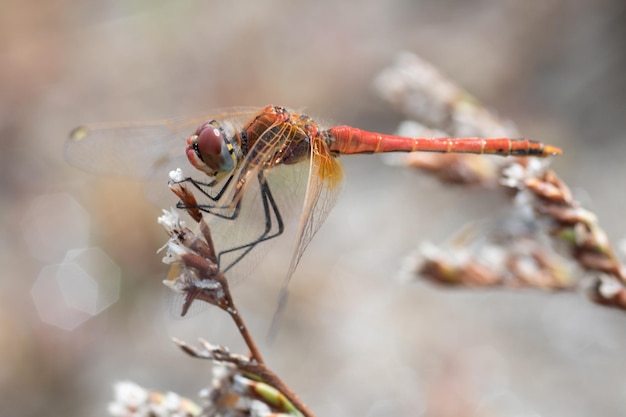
[31,264,94,330]
[21,193,90,263]
[63,247,121,314]
[31,247,121,330]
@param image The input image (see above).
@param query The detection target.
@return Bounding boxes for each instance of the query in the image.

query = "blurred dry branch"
[520,167,626,309]
[375,52,626,310]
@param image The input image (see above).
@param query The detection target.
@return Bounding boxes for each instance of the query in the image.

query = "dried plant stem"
[180,256,315,415]
[211,271,265,365]
[176,338,314,417]
[162,174,314,416]
[175,238,265,365]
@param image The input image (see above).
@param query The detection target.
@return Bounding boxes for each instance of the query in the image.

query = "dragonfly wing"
[269,138,343,336]
[65,108,261,179]
[207,163,309,282]
[285,137,344,284]
[66,122,186,179]
[65,109,263,209]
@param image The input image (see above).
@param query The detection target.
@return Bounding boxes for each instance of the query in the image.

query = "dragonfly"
[66,104,562,313]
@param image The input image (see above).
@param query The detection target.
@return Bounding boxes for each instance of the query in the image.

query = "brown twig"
[175,338,314,417]
[164,174,265,364]
[158,170,314,417]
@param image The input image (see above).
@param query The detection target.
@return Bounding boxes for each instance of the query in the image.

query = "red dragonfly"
[66,105,561,309]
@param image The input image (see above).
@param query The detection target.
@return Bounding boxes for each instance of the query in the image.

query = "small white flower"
[112,381,149,408]
[162,277,185,293]
[109,381,152,416]
[195,279,221,291]
[158,209,186,234]
[161,392,183,411]
[419,241,469,266]
[169,168,185,182]
[501,163,526,189]
[211,362,233,381]
[250,400,274,417]
[419,241,446,261]
[598,275,622,298]
[232,374,252,395]
[162,240,188,264]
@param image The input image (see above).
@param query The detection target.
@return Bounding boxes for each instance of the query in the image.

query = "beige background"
[2,1,626,416]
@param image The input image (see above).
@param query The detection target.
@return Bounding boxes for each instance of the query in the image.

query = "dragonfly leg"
[218,171,285,273]
[175,171,285,272]
[176,175,243,220]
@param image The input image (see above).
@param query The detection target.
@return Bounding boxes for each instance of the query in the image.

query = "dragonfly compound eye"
[186,121,235,175]
[197,122,223,158]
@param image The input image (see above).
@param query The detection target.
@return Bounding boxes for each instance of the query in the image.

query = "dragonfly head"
[186,120,236,178]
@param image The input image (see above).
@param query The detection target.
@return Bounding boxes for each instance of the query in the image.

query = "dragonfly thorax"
[243,106,314,168]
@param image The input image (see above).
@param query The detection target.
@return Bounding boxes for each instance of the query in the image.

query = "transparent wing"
[65,107,263,209]
[285,137,344,284]
[207,162,311,283]
[269,136,344,335]
[64,107,261,178]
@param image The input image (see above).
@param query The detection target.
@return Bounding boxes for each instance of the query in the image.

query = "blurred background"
[2,0,626,416]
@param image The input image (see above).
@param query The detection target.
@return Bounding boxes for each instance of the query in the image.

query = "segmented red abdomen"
[327,126,562,157]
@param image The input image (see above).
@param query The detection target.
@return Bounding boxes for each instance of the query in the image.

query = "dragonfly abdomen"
[327,126,562,157]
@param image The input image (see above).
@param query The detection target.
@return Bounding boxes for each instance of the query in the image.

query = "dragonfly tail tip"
[543,144,563,156]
